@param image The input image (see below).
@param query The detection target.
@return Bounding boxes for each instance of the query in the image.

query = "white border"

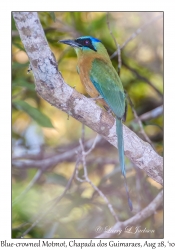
[1,0,175,246]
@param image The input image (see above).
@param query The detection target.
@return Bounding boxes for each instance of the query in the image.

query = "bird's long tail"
[116,118,133,211]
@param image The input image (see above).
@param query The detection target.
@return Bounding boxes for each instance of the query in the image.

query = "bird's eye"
[84,40,90,45]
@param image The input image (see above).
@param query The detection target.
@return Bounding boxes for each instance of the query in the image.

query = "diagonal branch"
[122,61,163,98]
[12,137,102,169]
[106,12,122,75]
[95,190,163,238]
[13,12,163,186]
[139,105,163,121]
[78,137,119,222]
[110,14,163,59]
[127,94,154,148]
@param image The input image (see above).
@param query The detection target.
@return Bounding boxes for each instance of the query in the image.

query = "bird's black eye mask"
[75,38,97,52]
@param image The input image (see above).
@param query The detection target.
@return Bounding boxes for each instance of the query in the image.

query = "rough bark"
[13,12,163,185]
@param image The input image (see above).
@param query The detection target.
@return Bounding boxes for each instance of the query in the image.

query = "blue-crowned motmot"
[60,36,133,210]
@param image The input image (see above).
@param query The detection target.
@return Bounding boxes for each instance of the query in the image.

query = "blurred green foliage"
[12,12,163,239]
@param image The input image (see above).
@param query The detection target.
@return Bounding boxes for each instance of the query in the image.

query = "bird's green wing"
[90,58,126,119]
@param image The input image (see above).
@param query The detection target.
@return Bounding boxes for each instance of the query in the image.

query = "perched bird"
[60,36,132,210]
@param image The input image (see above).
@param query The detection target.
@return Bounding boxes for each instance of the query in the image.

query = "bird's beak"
[59,39,81,48]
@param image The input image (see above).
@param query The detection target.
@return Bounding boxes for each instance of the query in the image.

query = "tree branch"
[77,137,119,222]
[106,13,121,75]
[127,94,154,148]
[12,137,103,169]
[13,12,163,186]
[95,190,163,238]
[122,61,163,98]
[139,105,163,121]
[110,14,163,59]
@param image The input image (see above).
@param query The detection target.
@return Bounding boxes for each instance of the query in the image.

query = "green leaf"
[13,100,54,128]
[12,16,17,30]
[12,62,29,70]
[12,41,25,51]
[12,80,35,91]
[49,12,56,22]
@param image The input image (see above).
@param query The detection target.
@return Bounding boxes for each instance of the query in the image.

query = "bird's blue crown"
[77,36,101,43]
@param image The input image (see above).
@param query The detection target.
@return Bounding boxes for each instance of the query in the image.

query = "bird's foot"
[90,95,103,100]
[106,107,113,116]
[27,64,32,74]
